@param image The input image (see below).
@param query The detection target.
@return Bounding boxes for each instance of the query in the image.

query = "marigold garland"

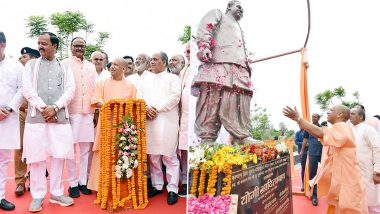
[95,99,149,211]
[190,169,199,196]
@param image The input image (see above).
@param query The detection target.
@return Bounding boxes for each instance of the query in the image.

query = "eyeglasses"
[93,58,103,61]
[73,45,85,49]
[184,50,190,54]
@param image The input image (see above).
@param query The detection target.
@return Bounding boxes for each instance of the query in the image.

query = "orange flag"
[300,48,310,122]
[300,48,312,197]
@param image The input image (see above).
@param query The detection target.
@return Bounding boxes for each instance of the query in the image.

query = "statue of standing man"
[192,0,256,144]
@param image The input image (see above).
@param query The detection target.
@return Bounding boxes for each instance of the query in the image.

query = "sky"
[2,0,380,133]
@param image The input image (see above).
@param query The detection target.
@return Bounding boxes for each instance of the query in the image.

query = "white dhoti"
[23,123,74,164]
[66,114,94,187]
[30,158,64,199]
[0,150,12,200]
[149,154,179,193]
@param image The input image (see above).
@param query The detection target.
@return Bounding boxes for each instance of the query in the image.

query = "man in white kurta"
[0,32,24,211]
[63,37,97,198]
[23,32,75,212]
[138,52,181,205]
[350,107,380,213]
[178,43,190,197]
[126,53,150,89]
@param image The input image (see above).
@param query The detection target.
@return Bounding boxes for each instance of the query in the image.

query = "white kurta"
[96,69,111,82]
[126,70,148,89]
[138,71,181,157]
[178,65,190,150]
[22,58,76,163]
[353,123,380,207]
[0,56,24,149]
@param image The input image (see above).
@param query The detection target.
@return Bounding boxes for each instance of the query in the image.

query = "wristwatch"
[4,106,13,112]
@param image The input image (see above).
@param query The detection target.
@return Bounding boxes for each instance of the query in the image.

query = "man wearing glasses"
[91,51,110,82]
[62,37,97,198]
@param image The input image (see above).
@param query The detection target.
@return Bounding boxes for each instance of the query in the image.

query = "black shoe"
[78,184,92,195]
[148,187,163,198]
[147,178,153,190]
[167,191,178,205]
[0,199,15,211]
[68,186,80,198]
[178,184,187,197]
[312,196,318,206]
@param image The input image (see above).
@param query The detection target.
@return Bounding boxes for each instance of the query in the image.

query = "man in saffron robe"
[88,57,136,191]
[283,105,368,214]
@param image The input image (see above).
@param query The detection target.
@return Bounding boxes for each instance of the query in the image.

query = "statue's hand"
[197,48,212,63]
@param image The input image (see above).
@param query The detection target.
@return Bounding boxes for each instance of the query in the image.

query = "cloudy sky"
[2,0,380,133]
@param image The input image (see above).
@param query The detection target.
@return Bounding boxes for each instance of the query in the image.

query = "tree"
[315,86,361,111]
[50,11,87,58]
[250,104,295,140]
[25,15,48,38]
[96,32,110,48]
[80,20,95,41]
[178,25,191,44]
[250,105,273,140]
[25,11,111,60]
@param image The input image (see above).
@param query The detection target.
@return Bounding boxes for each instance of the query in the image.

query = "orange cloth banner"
[300,48,311,197]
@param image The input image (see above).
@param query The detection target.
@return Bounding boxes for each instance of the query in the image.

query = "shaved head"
[335,105,351,121]
[110,57,128,80]
[112,57,128,69]
[327,104,351,124]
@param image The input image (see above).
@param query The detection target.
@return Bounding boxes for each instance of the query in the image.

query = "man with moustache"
[88,57,136,192]
[168,54,185,75]
[126,53,150,89]
[14,47,40,196]
[0,32,24,211]
[178,43,190,197]
[138,52,181,205]
[350,107,380,213]
[283,105,368,214]
[91,51,110,82]
[62,37,97,198]
[23,32,75,212]
[122,55,135,77]
[193,0,255,145]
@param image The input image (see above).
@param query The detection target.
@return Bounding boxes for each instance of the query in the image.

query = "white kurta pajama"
[23,57,75,199]
[178,65,190,184]
[353,123,380,213]
[0,56,24,200]
[138,71,181,192]
[63,57,97,188]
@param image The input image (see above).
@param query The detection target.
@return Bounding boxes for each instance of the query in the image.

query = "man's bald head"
[110,57,128,80]
[335,105,351,121]
[327,104,351,124]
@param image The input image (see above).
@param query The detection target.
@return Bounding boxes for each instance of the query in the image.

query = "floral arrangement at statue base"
[189,143,288,198]
[94,99,148,212]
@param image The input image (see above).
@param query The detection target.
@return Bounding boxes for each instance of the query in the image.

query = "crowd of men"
[291,105,380,213]
[0,31,191,212]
